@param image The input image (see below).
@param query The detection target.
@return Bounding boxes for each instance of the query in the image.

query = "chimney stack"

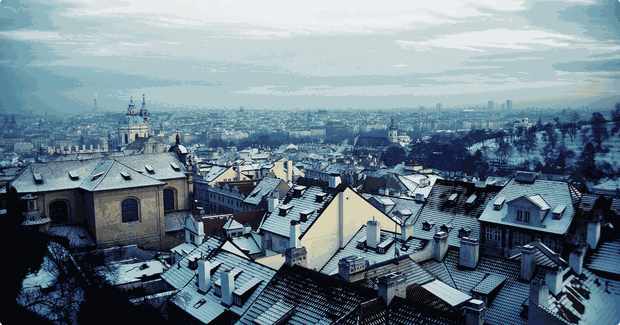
[464,299,486,325]
[520,245,537,281]
[290,220,300,249]
[221,268,235,307]
[197,259,211,293]
[529,280,549,308]
[236,164,242,181]
[401,223,414,241]
[286,160,293,182]
[459,237,479,269]
[329,173,341,188]
[268,193,279,213]
[367,218,381,249]
[433,231,448,262]
[587,219,601,249]
[569,246,586,275]
[338,256,366,282]
[545,267,563,296]
[378,272,406,306]
[243,223,251,235]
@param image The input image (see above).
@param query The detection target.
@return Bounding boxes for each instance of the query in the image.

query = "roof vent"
[68,170,79,180]
[33,173,43,184]
[278,204,293,216]
[299,209,314,222]
[515,171,536,183]
[552,205,566,220]
[145,164,155,174]
[439,223,453,233]
[414,193,425,203]
[458,227,472,238]
[293,185,307,198]
[121,171,131,180]
[170,163,181,171]
[419,178,430,188]
[448,193,458,205]
[422,220,435,231]
[91,172,104,181]
[493,197,505,211]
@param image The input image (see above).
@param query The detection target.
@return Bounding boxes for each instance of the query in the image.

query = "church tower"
[117,95,150,146]
[388,118,398,143]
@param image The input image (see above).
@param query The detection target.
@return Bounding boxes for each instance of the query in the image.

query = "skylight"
[33,173,43,184]
[170,163,180,171]
[91,172,104,181]
[145,165,155,174]
[121,171,131,180]
[68,170,79,180]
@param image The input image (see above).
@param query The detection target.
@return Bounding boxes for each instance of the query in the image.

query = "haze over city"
[1,0,620,115]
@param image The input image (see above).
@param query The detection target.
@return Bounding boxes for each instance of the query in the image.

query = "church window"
[122,198,139,223]
[125,134,128,144]
[49,200,70,224]
[164,188,176,211]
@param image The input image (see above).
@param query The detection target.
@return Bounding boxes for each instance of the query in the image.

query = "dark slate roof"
[244,177,286,206]
[199,210,266,237]
[236,264,378,325]
[471,274,507,295]
[411,179,503,248]
[118,113,148,126]
[566,193,599,246]
[405,283,461,315]
[586,239,620,277]
[355,136,391,148]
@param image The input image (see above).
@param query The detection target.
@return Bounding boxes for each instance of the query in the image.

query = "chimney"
[194,219,205,246]
[286,160,293,182]
[520,244,536,281]
[367,218,381,249]
[569,246,586,275]
[587,220,601,249]
[82,144,85,152]
[433,231,448,262]
[236,164,241,181]
[289,220,300,249]
[221,268,235,307]
[338,256,366,282]
[268,194,279,213]
[401,223,414,241]
[329,173,341,188]
[459,237,479,269]
[464,299,486,325]
[545,266,563,296]
[529,280,549,308]
[378,272,406,306]
[197,259,211,293]
[243,223,251,235]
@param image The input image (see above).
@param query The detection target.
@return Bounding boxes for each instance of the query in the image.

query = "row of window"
[485,228,502,242]
[516,210,531,222]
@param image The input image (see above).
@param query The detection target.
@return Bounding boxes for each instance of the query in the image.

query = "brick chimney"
[197,259,210,293]
[464,299,486,325]
[459,237,479,269]
[520,245,536,281]
[367,218,381,249]
[221,268,235,307]
[569,246,586,275]
[338,256,366,282]
[433,231,448,262]
[378,272,406,306]
[529,280,549,308]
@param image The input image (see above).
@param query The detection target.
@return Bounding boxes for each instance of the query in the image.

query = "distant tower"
[139,94,151,134]
[388,118,398,143]
[94,92,98,111]
[436,103,442,114]
[117,95,150,145]
[488,101,494,110]
[506,100,513,110]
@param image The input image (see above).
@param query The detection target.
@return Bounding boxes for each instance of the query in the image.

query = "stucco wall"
[163,178,190,211]
[37,189,85,224]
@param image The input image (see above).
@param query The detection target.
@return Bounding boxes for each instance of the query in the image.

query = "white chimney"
[520,245,537,281]
[529,280,549,308]
[464,299,486,325]
[569,246,586,275]
[433,231,448,262]
[378,272,406,306]
[401,223,414,241]
[290,220,300,249]
[243,223,251,235]
[198,259,211,293]
[195,219,205,246]
[236,164,242,181]
[338,256,366,282]
[546,267,563,296]
[459,237,479,269]
[221,268,235,307]
[587,220,601,249]
[268,194,279,213]
[367,218,381,249]
[286,160,293,182]
[329,174,341,188]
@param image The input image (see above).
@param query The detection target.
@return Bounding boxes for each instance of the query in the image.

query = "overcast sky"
[1,0,619,115]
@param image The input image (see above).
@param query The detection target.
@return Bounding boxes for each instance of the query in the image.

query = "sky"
[1,0,619,115]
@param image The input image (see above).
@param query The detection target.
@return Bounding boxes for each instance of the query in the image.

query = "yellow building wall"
[37,189,87,225]
[163,178,190,211]
[208,167,252,185]
[93,185,164,248]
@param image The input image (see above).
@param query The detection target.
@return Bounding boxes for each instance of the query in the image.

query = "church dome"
[118,114,149,126]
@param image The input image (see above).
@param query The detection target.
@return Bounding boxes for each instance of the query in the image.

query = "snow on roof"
[422,279,471,307]
[100,260,165,286]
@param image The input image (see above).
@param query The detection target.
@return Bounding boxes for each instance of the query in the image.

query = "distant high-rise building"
[501,103,506,110]
[436,103,442,114]
[94,92,98,110]
[488,101,494,110]
[506,100,513,110]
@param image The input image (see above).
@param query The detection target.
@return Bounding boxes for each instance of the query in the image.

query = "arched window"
[163,188,176,211]
[125,134,128,144]
[122,198,139,223]
[49,200,70,224]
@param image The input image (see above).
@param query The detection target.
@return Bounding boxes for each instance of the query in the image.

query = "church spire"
[176,133,180,145]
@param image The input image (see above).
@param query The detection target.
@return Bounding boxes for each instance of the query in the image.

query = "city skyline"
[1,0,619,115]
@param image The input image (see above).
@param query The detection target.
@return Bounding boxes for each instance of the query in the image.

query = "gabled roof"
[243,177,286,206]
[223,218,243,230]
[362,194,424,224]
[80,160,164,192]
[161,239,277,325]
[202,165,230,183]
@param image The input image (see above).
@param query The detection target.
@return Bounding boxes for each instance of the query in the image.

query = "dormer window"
[524,211,530,222]
[68,170,79,180]
[315,192,327,203]
[422,220,435,231]
[33,173,43,184]
[466,194,477,206]
[293,185,307,198]
[458,227,472,238]
[440,224,453,233]
[145,165,155,174]
[448,193,458,205]
[299,210,314,222]
[552,205,566,220]
[170,163,180,171]
[121,171,131,180]
[414,193,425,203]
[516,210,523,221]
[278,204,292,216]
[493,197,505,211]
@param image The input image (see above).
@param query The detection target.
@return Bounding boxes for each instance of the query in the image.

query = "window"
[190,233,195,242]
[49,200,70,224]
[163,188,175,211]
[524,211,530,223]
[28,201,35,210]
[265,236,272,250]
[516,210,523,221]
[279,239,288,249]
[121,198,139,223]
[485,227,501,242]
[513,232,530,247]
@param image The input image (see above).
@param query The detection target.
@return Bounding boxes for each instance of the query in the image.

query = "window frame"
[516,210,523,221]
[163,187,176,211]
[121,198,140,223]
[524,211,531,223]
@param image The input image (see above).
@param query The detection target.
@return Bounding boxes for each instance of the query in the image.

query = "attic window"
[33,173,43,184]
[315,192,327,203]
[440,224,453,233]
[293,185,307,197]
[493,197,506,211]
[448,193,458,204]
[278,204,292,216]
[91,172,104,181]
[552,205,566,220]
[121,171,131,180]
[357,237,366,249]
[170,163,180,171]
[299,210,314,222]
[422,220,435,231]
[458,227,472,238]
[466,194,477,205]
[233,277,263,307]
[145,165,155,174]
[68,171,79,180]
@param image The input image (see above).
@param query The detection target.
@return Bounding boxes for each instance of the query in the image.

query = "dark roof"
[217,179,262,196]
[586,239,620,277]
[199,210,266,236]
[355,136,391,148]
[406,283,461,315]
